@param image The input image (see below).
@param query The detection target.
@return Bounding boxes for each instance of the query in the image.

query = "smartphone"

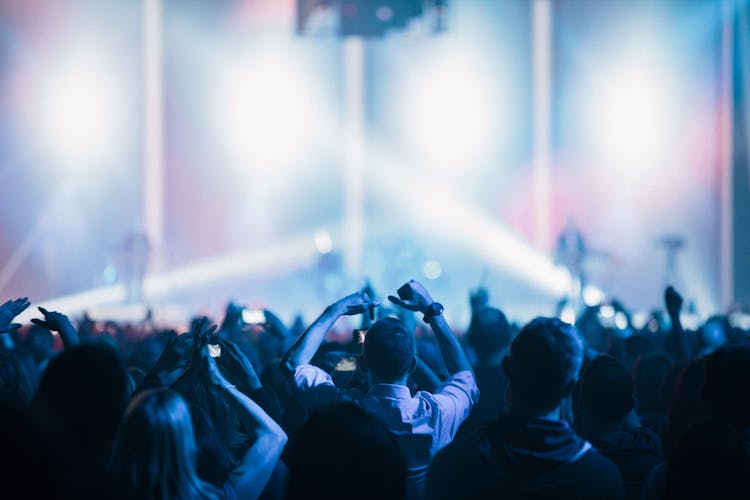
[242,309,266,325]
[352,328,368,345]
[334,355,358,372]
[208,344,222,358]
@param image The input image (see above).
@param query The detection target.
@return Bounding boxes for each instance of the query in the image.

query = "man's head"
[503,317,583,415]
[703,341,750,427]
[575,354,633,424]
[35,343,129,460]
[468,307,511,360]
[361,318,416,384]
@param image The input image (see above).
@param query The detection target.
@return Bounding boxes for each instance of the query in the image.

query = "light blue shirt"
[293,365,479,498]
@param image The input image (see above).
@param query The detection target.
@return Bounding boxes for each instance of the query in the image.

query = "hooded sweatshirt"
[426,413,625,499]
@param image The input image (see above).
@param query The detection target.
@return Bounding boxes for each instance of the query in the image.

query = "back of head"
[505,317,583,414]
[633,352,673,414]
[468,307,511,359]
[113,389,217,500]
[576,355,633,422]
[703,341,750,427]
[287,403,407,500]
[36,343,128,460]
[362,318,415,382]
[666,418,750,499]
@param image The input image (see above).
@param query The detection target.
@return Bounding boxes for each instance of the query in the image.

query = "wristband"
[422,302,444,323]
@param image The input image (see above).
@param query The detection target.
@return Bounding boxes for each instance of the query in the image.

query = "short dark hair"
[506,317,583,413]
[576,354,633,421]
[468,307,511,357]
[36,343,129,456]
[362,318,415,382]
[287,403,407,500]
[703,341,750,427]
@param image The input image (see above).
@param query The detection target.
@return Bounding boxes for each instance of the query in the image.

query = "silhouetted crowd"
[1,280,749,499]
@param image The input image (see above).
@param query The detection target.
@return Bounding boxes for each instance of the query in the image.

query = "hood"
[485,413,591,475]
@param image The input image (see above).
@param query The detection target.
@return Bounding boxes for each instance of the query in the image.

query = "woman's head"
[113,389,217,500]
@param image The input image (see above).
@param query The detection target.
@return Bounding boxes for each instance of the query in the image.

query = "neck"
[476,351,504,368]
[509,403,563,421]
[369,373,409,386]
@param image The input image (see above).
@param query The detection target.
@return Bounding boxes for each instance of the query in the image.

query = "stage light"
[34,49,123,168]
[423,259,442,280]
[582,285,604,307]
[599,305,615,319]
[212,49,323,172]
[560,305,576,325]
[314,229,333,254]
[400,50,499,173]
[614,311,628,330]
[583,45,678,175]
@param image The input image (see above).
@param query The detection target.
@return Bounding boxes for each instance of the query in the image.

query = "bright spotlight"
[560,305,576,325]
[599,305,615,319]
[36,49,122,167]
[422,260,442,280]
[213,50,323,171]
[400,51,499,173]
[582,285,604,307]
[314,230,333,254]
[614,312,629,330]
[584,46,677,173]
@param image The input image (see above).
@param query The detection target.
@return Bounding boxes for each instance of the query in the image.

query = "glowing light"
[314,230,333,254]
[36,49,123,167]
[631,311,648,330]
[213,49,324,171]
[423,260,443,280]
[599,305,615,319]
[614,312,629,330]
[584,45,678,173]
[400,50,500,173]
[561,305,577,325]
[582,285,605,307]
[369,158,571,296]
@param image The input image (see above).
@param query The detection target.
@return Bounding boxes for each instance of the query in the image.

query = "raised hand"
[217,338,262,392]
[31,307,73,333]
[0,297,30,333]
[31,306,79,346]
[332,291,379,320]
[665,286,683,318]
[388,280,434,313]
[190,316,217,361]
[470,286,489,312]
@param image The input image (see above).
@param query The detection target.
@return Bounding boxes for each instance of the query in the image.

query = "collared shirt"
[293,364,479,498]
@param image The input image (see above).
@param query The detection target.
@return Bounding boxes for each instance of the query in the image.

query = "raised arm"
[207,355,287,500]
[0,297,30,349]
[31,306,79,348]
[389,280,472,375]
[281,291,377,373]
[665,286,690,361]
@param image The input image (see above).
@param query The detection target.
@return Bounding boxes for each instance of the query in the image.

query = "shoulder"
[574,448,625,498]
[429,427,498,480]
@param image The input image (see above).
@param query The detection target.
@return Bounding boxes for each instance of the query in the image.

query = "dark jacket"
[426,413,625,499]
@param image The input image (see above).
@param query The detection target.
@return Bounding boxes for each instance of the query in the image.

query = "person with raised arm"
[282,280,478,499]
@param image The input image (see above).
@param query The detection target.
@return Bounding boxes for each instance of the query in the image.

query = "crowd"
[1,278,749,499]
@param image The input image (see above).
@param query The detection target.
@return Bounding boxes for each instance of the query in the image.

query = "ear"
[408,356,417,374]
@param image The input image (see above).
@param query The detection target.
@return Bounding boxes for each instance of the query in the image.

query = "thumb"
[388,295,409,309]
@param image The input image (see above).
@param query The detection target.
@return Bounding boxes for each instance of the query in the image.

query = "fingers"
[30,318,46,327]
[9,323,21,331]
[388,295,409,309]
